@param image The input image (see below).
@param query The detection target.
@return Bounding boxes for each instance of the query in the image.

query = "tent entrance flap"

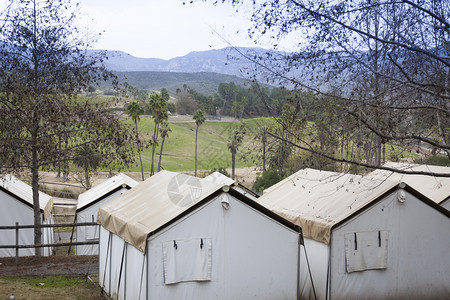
[344,230,389,273]
[162,238,212,284]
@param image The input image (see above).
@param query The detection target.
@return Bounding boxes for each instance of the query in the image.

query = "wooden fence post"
[15,222,19,265]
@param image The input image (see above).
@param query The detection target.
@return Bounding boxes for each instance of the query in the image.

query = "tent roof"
[0,174,53,220]
[257,168,399,245]
[204,171,260,200]
[368,162,450,205]
[77,173,139,211]
[98,170,227,253]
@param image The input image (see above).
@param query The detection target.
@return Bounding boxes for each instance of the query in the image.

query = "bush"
[208,167,230,177]
[414,155,450,166]
[252,169,282,193]
[176,93,198,115]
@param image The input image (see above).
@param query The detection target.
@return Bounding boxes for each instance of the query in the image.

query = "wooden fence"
[0,222,99,264]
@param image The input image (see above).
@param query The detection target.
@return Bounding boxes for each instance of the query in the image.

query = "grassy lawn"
[121,117,275,173]
[0,275,106,300]
[108,115,420,175]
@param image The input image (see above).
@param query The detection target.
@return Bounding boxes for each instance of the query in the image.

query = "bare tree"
[227,125,246,180]
[212,0,450,177]
[0,0,135,256]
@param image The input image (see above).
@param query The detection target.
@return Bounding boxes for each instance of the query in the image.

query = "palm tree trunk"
[150,123,159,176]
[195,126,198,176]
[135,121,144,181]
[158,136,166,172]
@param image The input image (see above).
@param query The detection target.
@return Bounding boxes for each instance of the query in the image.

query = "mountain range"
[97,47,276,95]
[101,47,266,76]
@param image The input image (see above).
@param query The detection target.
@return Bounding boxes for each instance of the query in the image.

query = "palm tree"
[126,101,145,181]
[73,144,101,189]
[149,93,168,176]
[193,110,205,176]
[227,125,246,180]
[158,121,171,172]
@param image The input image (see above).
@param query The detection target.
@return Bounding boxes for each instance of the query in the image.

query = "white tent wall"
[76,188,128,255]
[99,227,148,300]
[0,191,53,257]
[41,214,54,256]
[329,190,450,299]
[300,238,329,300]
[441,198,450,211]
[124,243,147,300]
[146,193,300,300]
[98,228,126,299]
[99,226,110,295]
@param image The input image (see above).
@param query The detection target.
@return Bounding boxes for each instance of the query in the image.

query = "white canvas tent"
[258,168,450,300]
[75,173,138,255]
[0,174,54,257]
[369,162,450,208]
[97,170,302,300]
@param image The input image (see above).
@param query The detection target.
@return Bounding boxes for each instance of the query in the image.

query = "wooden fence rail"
[0,222,97,230]
[0,241,98,249]
[0,222,99,264]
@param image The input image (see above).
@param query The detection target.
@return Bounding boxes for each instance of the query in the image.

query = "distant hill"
[98,47,275,76]
[94,47,335,95]
[112,71,253,95]
[95,47,284,95]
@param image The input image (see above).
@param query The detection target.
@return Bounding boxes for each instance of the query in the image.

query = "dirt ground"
[0,255,98,277]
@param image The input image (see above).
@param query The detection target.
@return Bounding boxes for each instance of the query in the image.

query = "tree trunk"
[57,135,61,178]
[262,137,266,172]
[195,126,198,176]
[31,143,42,258]
[231,151,236,180]
[158,136,166,172]
[150,123,159,176]
[85,168,91,189]
[136,121,144,181]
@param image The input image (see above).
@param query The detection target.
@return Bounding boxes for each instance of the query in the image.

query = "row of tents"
[0,162,449,299]
[0,173,139,257]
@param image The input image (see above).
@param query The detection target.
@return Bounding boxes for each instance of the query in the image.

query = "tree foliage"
[0,0,135,255]
[212,0,450,177]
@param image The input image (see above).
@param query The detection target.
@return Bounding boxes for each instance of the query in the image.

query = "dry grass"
[0,275,108,300]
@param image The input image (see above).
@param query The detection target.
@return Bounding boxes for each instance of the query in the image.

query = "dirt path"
[0,256,98,277]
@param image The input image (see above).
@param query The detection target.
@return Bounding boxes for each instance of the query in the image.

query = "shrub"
[252,169,282,193]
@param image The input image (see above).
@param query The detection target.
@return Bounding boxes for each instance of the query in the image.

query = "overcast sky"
[78,0,261,60]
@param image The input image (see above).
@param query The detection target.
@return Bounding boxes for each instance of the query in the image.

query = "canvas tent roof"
[204,171,259,200]
[98,171,227,253]
[0,174,53,220]
[257,168,401,244]
[368,162,450,205]
[77,173,138,211]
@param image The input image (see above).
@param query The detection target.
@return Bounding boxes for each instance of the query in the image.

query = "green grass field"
[121,117,274,173]
[113,115,421,175]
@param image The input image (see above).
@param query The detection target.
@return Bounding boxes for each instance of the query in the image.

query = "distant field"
[119,116,275,174]
[110,114,420,175]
